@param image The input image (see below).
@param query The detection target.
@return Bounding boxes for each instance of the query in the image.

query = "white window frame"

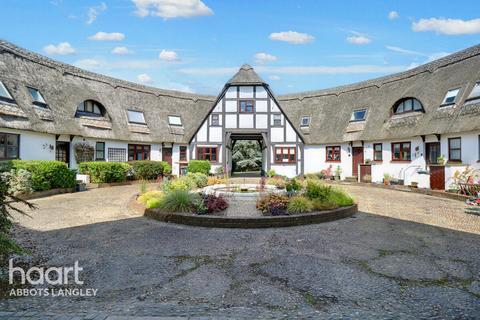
[441,88,460,106]
[168,115,182,126]
[300,116,310,127]
[0,81,13,100]
[273,114,281,126]
[27,87,47,107]
[350,108,367,122]
[467,81,480,101]
[127,109,146,124]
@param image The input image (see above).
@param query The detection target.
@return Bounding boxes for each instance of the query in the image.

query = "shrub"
[207,176,228,186]
[146,198,162,209]
[287,196,313,214]
[161,161,172,174]
[1,169,32,196]
[187,172,208,188]
[286,178,302,193]
[187,160,211,175]
[162,176,197,192]
[159,190,200,213]
[129,160,165,180]
[267,177,286,189]
[78,162,131,183]
[11,160,76,191]
[305,179,332,200]
[256,193,289,215]
[266,169,276,178]
[138,190,164,206]
[311,187,354,211]
[203,194,229,213]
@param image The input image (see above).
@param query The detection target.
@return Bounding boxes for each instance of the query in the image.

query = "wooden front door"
[162,147,172,167]
[430,165,445,190]
[55,141,70,167]
[352,147,364,177]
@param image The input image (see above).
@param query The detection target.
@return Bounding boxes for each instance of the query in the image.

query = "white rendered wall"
[303,144,352,179]
[270,165,297,178]
[0,128,56,161]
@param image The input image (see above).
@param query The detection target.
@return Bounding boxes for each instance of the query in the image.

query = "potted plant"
[437,155,446,165]
[364,159,372,165]
[334,166,342,181]
[383,173,392,185]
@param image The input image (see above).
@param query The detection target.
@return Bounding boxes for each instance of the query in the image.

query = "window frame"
[211,114,220,126]
[392,98,424,115]
[326,146,341,162]
[300,116,310,127]
[179,146,188,162]
[373,143,383,162]
[128,144,150,161]
[466,81,480,101]
[0,132,20,160]
[239,100,254,113]
[448,137,462,162]
[274,146,297,164]
[273,114,282,126]
[95,142,105,161]
[440,88,461,107]
[391,142,411,162]
[196,146,218,163]
[27,86,48,108]
[127,109,146,125]
[77,100,103,116]
[168,115,182,126]
[350,108,367,122]
[0,81,15,103]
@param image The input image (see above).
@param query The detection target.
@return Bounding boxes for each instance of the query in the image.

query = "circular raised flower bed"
[144,204,357,228]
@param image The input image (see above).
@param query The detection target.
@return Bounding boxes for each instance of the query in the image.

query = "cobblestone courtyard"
[1,184,480,319]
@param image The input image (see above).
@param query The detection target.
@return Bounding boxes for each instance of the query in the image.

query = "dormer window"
[127,110,146,124]
[466,81,480,101]
[393,98,424,115]
[0,81,14,103]
[350,108,367,122]
[168,115,182,126]
[27,87,48,108]
[441,88,460,106]
[76,100,104,116]
[300,116,310,127]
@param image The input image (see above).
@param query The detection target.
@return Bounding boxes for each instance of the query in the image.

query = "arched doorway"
[226,133,267,177]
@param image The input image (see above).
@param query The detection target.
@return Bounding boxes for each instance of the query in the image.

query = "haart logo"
[9,259,84,285]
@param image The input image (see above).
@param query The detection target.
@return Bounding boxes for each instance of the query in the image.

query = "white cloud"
[87,2,107,25]
[269,75,281,81]
[412,18,480,35]
[88,32,125,41]
[388,11,399,20]
[132,0,213,18]
[254,52,277,64]
[112,46,133,54]
[159,49,179,61]
[75,59,102,69]
[346,35,371,45]
[137,73,153,84]
[385,45,424,56]
[269,31,314,44]
[43,42,76,55]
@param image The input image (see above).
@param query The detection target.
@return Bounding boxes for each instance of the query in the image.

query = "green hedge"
[160,161,172,174]
[128,160,166,180]
[187,160,211,175]
[79,162,131,183]
[8,160,76,191]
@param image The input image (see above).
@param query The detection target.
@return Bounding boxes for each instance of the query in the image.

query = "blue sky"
[1,0,479,95]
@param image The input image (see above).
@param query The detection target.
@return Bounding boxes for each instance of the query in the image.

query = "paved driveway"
[1,184,480,319]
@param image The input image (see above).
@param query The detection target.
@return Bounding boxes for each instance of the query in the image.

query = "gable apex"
[227,64,265,86]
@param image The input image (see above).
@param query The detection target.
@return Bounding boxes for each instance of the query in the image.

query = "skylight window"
[467,81,480,100]
[350,108,367,122]
[127,110,146,124]
[0,81,13,101]
[168,115,182,126]
[27,87,47,107]
[441,88,460,105]
[300,116,310,127]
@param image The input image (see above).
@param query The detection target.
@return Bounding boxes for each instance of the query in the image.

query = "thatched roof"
[1,39,480,145]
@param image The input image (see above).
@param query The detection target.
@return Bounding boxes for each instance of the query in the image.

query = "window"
[0,81,14,102]
[77,100,103,116]
[326,146,341,162]
[108,148,126,162]
[275,147,296,163]
[273,114,281,126]
[27,87,48,108]
[467,81,480,101]
[0,132,19,160]
[168,115,182,126]
[391,142,411,161]
[300,116,310,127]
[441,88,460,105]
[393,98,424,114]
[197,147,217,162]
[180,146,187,161]
[239,100,254,113]
[373,143,383,161]
[95,142,105,160]
[211,114,219,126]
[448,137,461,162]
[350,108,367,121]
[128,144,150,161]
[127,110,146,124]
